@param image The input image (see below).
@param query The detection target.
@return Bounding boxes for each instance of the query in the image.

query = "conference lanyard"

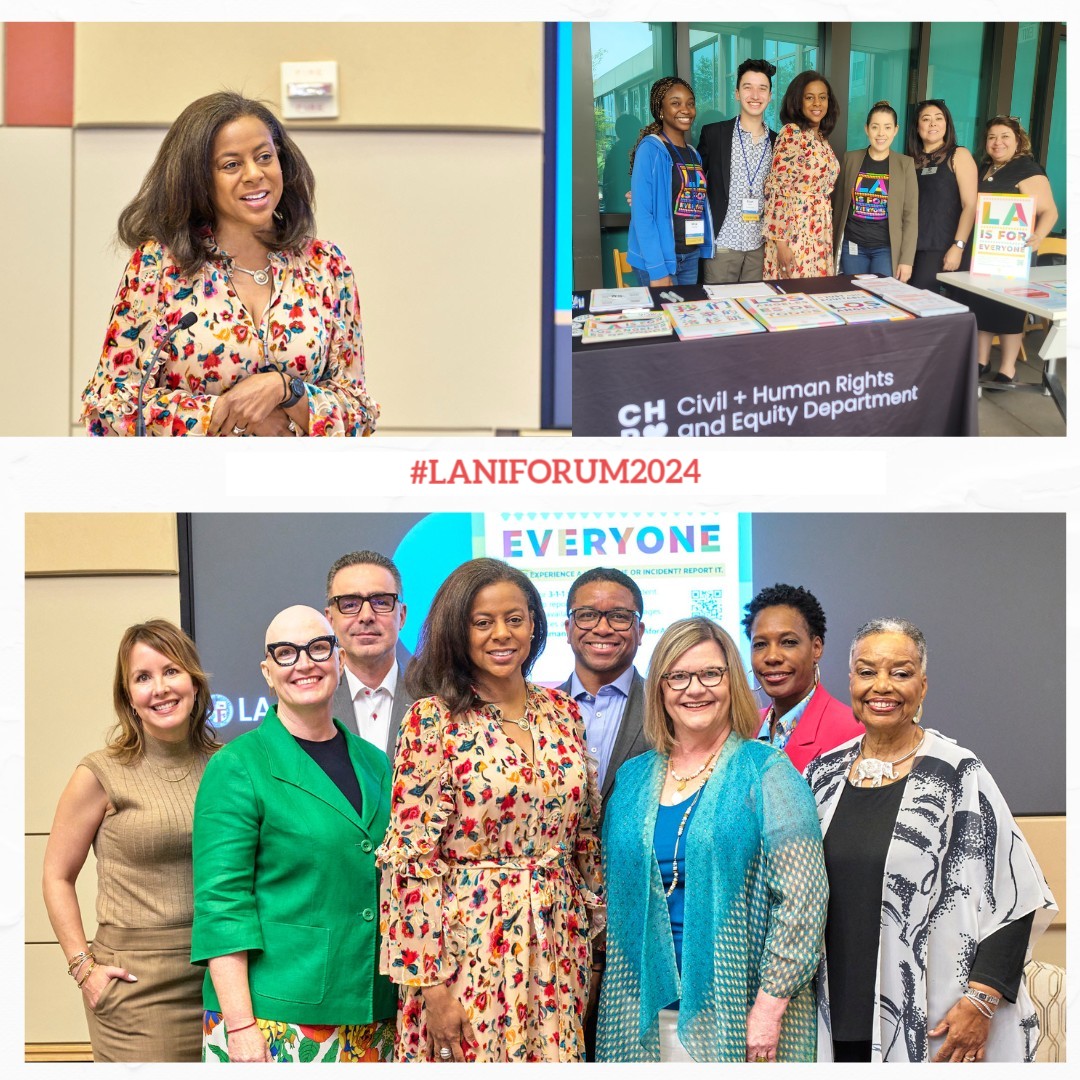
[736,119,771,190]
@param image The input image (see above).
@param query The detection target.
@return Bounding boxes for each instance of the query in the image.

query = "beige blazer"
[832,148,918,274]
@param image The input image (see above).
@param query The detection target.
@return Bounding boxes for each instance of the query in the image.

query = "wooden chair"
[613,249,633,288]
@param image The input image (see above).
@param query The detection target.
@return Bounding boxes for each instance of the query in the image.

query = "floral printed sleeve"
[763,124,808,246]
[562,695,604,925]
[376,698,457,987]
[82,242,217,436]
[302,242,378,437]
[757,754,828,999]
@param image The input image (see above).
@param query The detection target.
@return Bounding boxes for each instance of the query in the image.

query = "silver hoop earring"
[748,672,763,693]
[813,662,821,687]
[914,703,924,725]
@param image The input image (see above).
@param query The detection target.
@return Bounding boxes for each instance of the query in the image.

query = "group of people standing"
[625,61,1059,385]
[43,556,1056,1064]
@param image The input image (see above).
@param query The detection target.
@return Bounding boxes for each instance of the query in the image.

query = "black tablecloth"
[572,276,979,437]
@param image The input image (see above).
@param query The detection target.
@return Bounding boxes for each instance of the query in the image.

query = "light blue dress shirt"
[569,665,637,791]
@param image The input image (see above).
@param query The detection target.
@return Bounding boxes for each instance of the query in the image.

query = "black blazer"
[697,117,778,240]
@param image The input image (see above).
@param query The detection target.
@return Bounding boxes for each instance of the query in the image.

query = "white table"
[938,265,1067,418]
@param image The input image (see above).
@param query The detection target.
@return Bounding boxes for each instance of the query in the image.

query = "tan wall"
[74,23,542,131]
[25,513,181,1046]
[1,23,546,437]
[1017,816,1066,969]
[0,127,72,436]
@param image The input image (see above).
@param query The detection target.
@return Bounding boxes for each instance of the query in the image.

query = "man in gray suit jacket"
[560,567,650,815]
[325,550,412,761]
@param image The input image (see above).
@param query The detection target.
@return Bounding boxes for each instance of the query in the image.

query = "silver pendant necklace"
[853,731,925,787]
[232,262,272,286]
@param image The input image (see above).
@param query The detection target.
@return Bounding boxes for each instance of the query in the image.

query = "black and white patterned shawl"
[805,729,1057,1062]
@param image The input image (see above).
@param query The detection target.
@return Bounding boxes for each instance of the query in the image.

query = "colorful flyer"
[971,193,1035,277]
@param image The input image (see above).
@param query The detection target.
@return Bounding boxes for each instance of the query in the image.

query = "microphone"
[135,311,198,436]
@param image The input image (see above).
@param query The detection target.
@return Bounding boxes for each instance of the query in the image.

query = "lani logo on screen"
[209,693,270,729]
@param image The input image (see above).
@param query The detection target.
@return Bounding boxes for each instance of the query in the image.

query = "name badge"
[741,197,762,222]
[847,240,859,255]
[684,219,705,245]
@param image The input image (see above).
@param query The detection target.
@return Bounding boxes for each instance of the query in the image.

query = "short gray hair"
[326,550,402,597]
[849,618,927,673]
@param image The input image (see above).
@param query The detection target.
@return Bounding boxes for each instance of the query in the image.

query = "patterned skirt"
[202,1012,396,1062]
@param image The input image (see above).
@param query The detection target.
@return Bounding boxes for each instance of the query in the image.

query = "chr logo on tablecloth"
[618,398,668,437]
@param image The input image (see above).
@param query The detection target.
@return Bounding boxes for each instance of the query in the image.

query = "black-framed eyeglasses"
[660,666,728,691]
[265,635,338,666]
[328,592,399,616]
[568,607,639,631]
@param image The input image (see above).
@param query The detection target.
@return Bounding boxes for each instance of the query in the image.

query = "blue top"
[654,796,702,1009]
[569,665,636,791]
[628,134,715,280]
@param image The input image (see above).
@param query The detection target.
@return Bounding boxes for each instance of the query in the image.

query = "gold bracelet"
[76,960,97,988]
[67,949,95,975]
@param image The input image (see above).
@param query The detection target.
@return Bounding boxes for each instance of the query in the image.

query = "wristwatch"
[281,376,306,409]
[953,239,966,250]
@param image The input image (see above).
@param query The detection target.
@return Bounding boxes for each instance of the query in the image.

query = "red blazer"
[759,684,863,775]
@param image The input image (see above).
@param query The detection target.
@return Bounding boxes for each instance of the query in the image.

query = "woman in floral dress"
[377,558,603,1062]
[763,71,841,279]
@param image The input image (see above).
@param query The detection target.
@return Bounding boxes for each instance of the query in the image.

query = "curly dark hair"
[404,559,548,715]
[742,583,827,642]
[779,70,838,136]
[117,91,316,277]
[629,76,695,173]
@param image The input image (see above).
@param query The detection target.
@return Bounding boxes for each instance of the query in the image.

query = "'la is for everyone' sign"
[972,193,1035,277]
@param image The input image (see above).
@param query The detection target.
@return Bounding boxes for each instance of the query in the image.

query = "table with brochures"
[937,266,1066,420]
[571,274,979,438]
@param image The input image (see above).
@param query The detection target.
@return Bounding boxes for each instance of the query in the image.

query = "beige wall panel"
[75,23,542,131]
[69,127,163,426]
[0,25,6,125]
[1016,816,1066,921]
[0,127,71,436]
[26,944,91,1044]
[26,835,98,946]
[26,513,178,576]
[299,130,543,431]
[1034,926,1064,969]
[26,574,181,831]
[72,128,544,431]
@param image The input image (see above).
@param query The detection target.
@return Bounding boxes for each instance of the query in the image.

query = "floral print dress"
[763,123,840,279]
[376,684,603,1062]
[81,237,378,436]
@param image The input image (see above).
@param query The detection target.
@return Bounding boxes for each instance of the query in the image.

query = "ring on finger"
[232,425,246,435]
[438,1047,453,1061]
[964,1054,977,1062]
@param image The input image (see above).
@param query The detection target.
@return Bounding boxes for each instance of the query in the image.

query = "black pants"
[833,1039,872,1062]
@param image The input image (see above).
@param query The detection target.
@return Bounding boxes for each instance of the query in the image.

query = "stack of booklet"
[580,311,673,344]
[589,287,653,312]
[739,293,845,332]
[857,277,970,317]
[813,290,913,324]
[661,298,766,339]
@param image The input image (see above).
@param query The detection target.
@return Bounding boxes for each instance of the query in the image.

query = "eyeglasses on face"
[328,592,399,616]
[265,634,338,666]
[660,666,728,691]
[568,607,639,631]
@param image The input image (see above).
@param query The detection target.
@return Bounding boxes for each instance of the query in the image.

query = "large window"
[847,23,917,152]
[592,23,675,215]
[926,23,991,154]
[688,22,820,136]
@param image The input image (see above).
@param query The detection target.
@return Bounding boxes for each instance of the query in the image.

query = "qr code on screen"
[690,590,723,620]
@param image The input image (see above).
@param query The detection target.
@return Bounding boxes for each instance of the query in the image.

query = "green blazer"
[191,706,398,1025]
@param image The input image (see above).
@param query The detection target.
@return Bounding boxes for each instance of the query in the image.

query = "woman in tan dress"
[42,620,218,1061]
[763,70,841,279]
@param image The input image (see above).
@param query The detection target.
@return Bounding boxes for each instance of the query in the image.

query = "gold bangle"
[76,960,96,988]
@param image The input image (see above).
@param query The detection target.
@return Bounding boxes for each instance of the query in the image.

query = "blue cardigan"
[628,134,715,281]
[596,733,826,1062]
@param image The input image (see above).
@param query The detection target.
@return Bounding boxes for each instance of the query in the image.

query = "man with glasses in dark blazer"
[325,550,412,760]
